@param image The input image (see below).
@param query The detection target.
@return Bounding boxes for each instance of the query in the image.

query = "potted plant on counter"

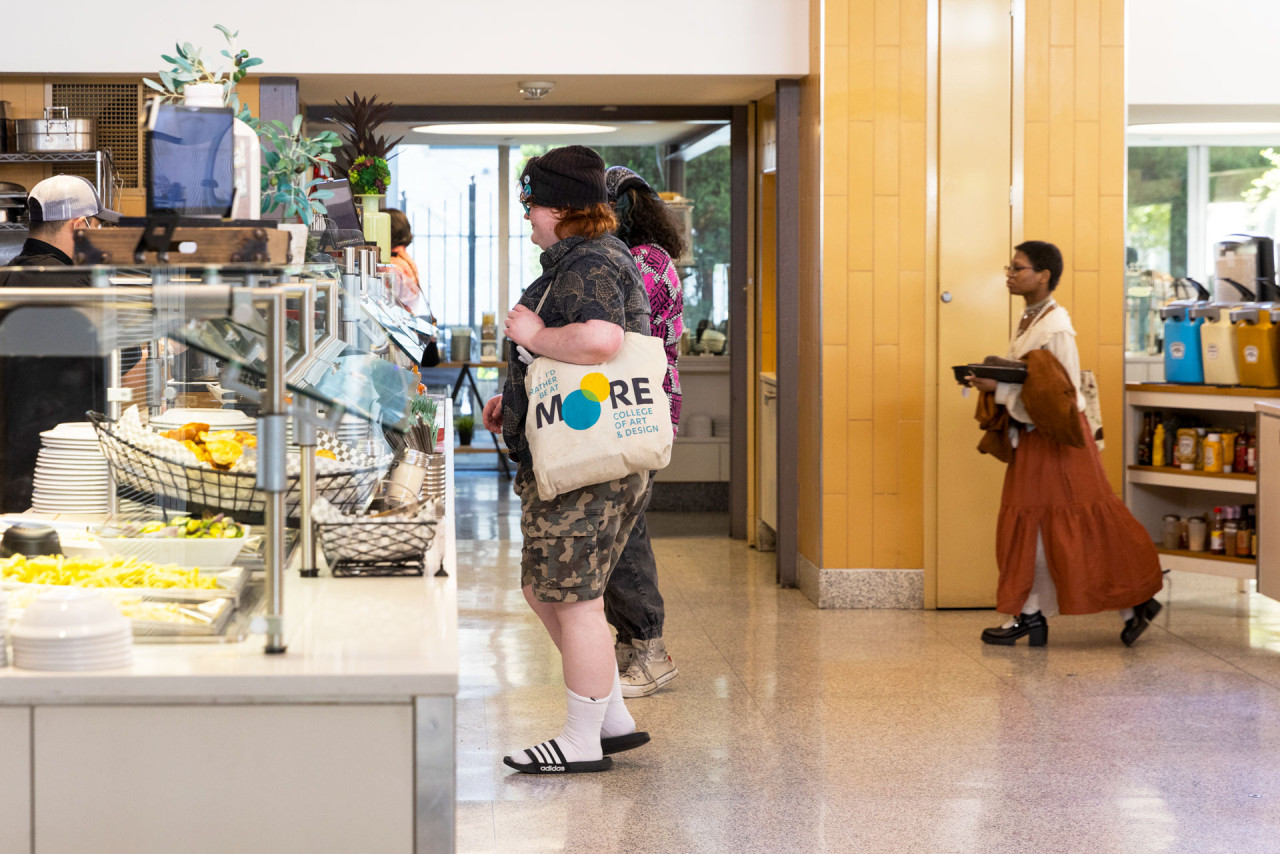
[249,115,340,260]
[144,24,261,113]
[454,414,475,447]
[329,93,403,262]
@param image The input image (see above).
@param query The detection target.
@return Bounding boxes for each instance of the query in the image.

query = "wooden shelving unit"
[1124,384,1265,582]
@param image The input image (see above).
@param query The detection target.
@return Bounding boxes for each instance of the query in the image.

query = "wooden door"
[935,0,1016,606]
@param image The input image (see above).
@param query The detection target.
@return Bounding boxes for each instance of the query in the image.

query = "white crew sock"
[600,670,636,739]
[507,687,607,766]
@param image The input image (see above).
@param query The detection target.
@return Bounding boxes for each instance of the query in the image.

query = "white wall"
[1130,0,1280,105]
[0,1,809,77]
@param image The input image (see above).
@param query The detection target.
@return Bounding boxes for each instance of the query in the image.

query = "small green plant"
[144,24,262,113]
[349,155,391,195]
[454,414,475,446]
[249,115,341,225]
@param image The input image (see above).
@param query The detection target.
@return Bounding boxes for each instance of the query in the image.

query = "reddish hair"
[553,203,618,240]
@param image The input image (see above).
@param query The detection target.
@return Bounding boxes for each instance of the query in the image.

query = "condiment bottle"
[1224,508,1239,557]
[1209,506,1225,554]
[1221,431,1237,473]
[1234,428,1250,474]
[1203,433,1223,473]
[1247,432,1258,474]
[1137,413,1153,466]
[1237,512,1253,557]
[1153,422,1167,467]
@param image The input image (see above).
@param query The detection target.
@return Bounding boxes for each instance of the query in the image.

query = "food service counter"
[0,514,457,854]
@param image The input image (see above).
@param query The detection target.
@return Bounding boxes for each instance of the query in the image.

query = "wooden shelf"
[454,445,506,454]
[1126,465,1257,495]
[1127,465,1255,481]
[1155,546,1254,565]
[1127,383,1280,398]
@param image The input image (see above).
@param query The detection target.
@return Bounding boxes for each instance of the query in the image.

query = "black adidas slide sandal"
[602,731,650,755]
[503,739,613,774]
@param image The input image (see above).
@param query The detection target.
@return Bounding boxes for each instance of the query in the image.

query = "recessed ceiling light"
[412,123,617,136]
[1129,122,1280,136]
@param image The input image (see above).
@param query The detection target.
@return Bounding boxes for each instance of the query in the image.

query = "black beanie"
[520,145,607,210]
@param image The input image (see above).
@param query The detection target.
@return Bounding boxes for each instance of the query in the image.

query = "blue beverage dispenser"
[1161,300,1206,383]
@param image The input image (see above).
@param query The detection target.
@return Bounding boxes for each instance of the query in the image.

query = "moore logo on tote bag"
[524,333,673,500]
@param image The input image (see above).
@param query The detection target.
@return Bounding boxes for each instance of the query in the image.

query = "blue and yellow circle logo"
[562,372,609,430]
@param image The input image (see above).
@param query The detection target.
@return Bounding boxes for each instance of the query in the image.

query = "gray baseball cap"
[27,175,120,224]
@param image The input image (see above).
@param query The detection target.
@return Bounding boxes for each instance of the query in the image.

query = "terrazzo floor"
[452,470,1280,853]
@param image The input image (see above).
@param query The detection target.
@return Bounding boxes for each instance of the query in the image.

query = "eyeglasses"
[1004,264,1034,275]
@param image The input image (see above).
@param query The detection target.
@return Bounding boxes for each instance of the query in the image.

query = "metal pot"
[0,182,26,222]
[14,107,95,153]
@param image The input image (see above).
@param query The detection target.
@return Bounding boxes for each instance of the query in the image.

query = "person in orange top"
[384,208,424,314]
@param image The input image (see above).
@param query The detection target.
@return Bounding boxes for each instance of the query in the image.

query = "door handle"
[941,291,952,303]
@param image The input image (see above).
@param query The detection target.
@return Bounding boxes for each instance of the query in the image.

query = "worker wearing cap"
[0,174,120,286]
[0,175,128,510]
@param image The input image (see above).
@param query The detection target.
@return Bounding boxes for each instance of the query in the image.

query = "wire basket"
[88,411,387,522]
[317,517,439,577]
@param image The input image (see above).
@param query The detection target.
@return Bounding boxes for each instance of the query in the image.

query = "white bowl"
[93,526,251,568]
[16,589,124,632]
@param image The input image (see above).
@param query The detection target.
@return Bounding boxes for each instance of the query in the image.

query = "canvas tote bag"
[522,284,673,500]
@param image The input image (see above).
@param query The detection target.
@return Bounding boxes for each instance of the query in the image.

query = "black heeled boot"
[981,611,1048,647]
[1121,597,1163,647]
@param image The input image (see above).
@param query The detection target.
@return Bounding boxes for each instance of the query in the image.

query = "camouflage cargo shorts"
[515,465,649,603]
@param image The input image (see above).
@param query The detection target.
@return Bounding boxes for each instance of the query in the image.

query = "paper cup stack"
[684,413,713,439]
[12,590,132,672]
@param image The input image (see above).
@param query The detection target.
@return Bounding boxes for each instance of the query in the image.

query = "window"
[1125,140,1280,355]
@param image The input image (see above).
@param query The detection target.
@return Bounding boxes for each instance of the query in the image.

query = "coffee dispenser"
[1214,234,1277,302]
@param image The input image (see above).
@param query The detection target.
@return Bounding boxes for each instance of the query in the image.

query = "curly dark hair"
[615,188,687,259]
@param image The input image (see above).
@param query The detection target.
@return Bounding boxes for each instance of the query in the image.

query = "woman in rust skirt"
[967,241,1163,647]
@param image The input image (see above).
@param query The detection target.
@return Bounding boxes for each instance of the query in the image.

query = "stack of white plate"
[684,413,713,439]
[32,422,110,514]
[334,414,368,448]
[11,590,132,672]
[712,416,731,438]
[149,407,256,434]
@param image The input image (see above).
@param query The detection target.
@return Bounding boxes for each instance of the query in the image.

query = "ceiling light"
[412,123,617,136]
[1129,122,1280,136]
[517,81,556,100]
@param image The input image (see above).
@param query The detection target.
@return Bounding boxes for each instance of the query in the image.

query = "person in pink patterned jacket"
[603,165,686,697]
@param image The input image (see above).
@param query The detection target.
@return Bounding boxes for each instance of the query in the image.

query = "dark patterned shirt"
[502,234,650,463]
[630,243,683,433]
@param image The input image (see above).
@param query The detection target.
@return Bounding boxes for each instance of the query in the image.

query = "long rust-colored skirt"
[996,415,1162,615]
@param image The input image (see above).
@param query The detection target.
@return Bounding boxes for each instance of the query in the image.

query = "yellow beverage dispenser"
[1230,304,1280,388]
[1191,303,1241,385]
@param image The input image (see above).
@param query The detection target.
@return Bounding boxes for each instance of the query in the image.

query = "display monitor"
[314,179,365,249]
[145,103,235,218]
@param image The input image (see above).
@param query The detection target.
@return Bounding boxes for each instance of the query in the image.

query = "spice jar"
[1161,515,1182,549]
[1224,513,1239,557]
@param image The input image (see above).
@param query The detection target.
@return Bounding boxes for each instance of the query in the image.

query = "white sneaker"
[615,641,636,674]
[620,637,678,698]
